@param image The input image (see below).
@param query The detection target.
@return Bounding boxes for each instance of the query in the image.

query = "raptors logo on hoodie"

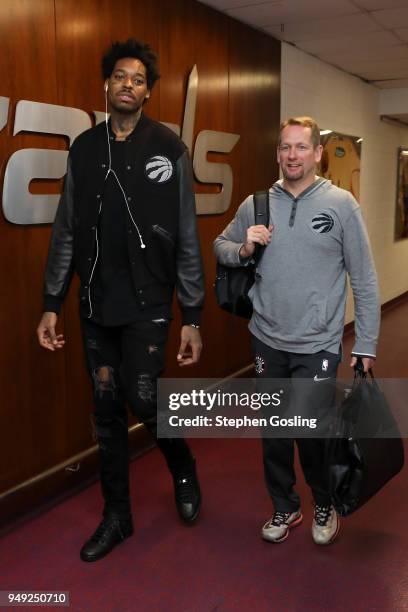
[311,212,334,234]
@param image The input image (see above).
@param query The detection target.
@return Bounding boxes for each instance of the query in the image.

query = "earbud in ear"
[104,82,108,92]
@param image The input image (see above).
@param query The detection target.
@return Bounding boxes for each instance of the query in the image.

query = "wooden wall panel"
[158,0,232,377]
[0,0,280,511]
[0,0,67,491]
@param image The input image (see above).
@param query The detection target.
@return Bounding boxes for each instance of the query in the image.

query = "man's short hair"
[102,39,160,90]
[279,116,321,148]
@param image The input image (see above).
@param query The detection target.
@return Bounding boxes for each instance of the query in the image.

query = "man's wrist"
[239,244,249,259]
[180,306,202,327]
[43,294,63,314]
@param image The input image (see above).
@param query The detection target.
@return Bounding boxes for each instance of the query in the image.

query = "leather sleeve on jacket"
[43,155,75,313]
[176,150,205,326]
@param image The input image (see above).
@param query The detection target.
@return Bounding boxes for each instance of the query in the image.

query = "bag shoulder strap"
[253,190,270,228]
[252,190,270,263]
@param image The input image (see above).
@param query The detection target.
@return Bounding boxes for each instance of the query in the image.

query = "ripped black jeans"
[81,318,193,518]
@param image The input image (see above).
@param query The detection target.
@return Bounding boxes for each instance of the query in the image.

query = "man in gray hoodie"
[214,116,380,545]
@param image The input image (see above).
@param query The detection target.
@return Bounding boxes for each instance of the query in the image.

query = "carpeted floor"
[1,435,407,611]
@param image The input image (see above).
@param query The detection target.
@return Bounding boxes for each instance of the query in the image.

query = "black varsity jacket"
[43,113,205,326]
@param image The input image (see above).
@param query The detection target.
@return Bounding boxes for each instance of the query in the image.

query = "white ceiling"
[198,0,408,89]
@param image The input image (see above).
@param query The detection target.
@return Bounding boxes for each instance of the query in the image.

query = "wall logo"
[144,155,174,184]
[1,65,240,225]
[311,212,334,234]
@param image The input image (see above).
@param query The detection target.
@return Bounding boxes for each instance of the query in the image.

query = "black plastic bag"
[327,368,404,516]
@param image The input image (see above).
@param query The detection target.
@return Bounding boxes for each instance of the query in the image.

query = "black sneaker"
[172,459,201,524]
[80,515,134,562]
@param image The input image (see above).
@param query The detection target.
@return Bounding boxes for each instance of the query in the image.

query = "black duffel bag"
[327,365,404,517]
[214,190,269,319]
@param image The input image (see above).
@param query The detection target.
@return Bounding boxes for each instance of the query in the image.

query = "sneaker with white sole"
[312,504,340,545]
[262,509,303,543]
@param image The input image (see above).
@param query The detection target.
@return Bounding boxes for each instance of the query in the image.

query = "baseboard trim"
[0,424,154,535]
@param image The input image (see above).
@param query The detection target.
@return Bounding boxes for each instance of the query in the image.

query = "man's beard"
[110,100,143,115]
[282,165,304,181]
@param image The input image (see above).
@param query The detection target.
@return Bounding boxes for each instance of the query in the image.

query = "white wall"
[281,43,408,322]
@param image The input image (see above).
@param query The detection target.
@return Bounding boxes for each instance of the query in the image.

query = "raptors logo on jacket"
[145,155,174,184]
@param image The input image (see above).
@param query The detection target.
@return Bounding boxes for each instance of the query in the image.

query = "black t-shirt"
[90,139,170,326]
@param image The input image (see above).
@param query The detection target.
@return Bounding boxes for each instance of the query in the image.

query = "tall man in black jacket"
[37,39,204,562]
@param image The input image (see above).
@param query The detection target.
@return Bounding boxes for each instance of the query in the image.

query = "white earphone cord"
[104,88,145,249]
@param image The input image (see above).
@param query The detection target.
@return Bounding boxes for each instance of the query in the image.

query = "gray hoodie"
[214,178,380,356]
